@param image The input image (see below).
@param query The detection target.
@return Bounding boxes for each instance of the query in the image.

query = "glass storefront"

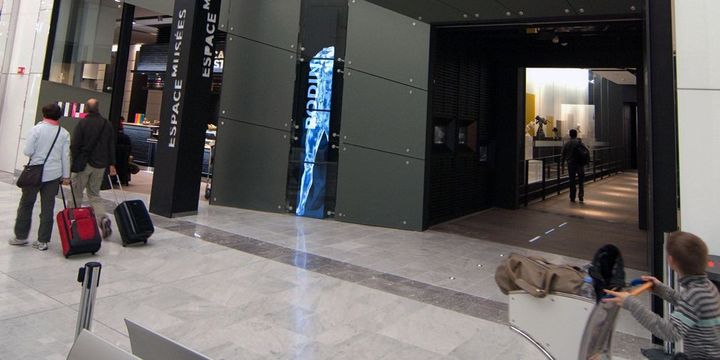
[46,0,122,93]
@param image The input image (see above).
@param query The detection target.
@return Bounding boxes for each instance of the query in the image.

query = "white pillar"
[0,0,53,175]
[675,0,720,256]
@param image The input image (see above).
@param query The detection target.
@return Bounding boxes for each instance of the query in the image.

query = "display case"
[123,123,158,166]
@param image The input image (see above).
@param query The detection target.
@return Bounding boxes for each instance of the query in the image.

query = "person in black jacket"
[561,129,586,203]
[115,119,132,186]
[70,98,116,238]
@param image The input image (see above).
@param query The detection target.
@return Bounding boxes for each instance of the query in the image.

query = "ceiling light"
[518,10,525,16]
[552,36,560,44]
[564,9,570,14]
[578,8,585,14]
[505,11,512,16]
[630,5,637,11]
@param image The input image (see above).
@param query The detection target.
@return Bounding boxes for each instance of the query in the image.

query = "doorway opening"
[426,22,648,270]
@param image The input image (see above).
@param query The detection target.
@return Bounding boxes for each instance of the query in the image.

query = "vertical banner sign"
[295,47,335,218]
[150,0,220,217]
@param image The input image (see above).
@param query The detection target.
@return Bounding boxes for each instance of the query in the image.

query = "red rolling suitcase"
[57,185,102,258]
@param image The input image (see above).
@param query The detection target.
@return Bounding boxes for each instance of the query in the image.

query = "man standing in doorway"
[71,98,116,238]
[562,129,589,203]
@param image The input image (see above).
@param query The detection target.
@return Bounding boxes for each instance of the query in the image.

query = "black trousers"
[568,163,585,201]
[14,179,60,243]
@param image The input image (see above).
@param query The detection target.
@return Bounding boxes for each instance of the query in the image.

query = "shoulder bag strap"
[41,126,62,166]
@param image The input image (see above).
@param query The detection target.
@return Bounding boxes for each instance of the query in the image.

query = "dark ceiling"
[364,0,644,24]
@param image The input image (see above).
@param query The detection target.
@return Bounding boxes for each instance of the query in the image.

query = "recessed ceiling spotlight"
[518,10,525,16]
[463,13,468,18]
[506,11,512,16]
[564,8,570,14]
[474,13,480,18]
[552,35,560,44]
[630,5,637,11]
[578,8,585,14]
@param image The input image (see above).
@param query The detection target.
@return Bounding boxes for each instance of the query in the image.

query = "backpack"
[576,142,590,166]
[495,253,586,297]
[588,245,626,303]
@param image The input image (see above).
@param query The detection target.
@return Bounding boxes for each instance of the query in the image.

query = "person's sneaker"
[32,241,40,248]
[579,197,584,203]
[100,217,112,239]
[8,237,28,246]
[36,242,48,251]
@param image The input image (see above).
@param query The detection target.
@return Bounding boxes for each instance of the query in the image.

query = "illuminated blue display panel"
[295,46,335,218]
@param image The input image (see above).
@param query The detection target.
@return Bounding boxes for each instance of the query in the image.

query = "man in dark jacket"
[115,119,132,186]
[70,98,116,238]
[561,129,586,203]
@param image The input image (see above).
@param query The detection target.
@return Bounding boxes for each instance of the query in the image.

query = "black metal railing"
[522,146,625,206]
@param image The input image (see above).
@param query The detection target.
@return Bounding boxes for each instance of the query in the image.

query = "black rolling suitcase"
[108,175,154,246]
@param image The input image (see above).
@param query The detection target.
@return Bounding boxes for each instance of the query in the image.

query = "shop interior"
[427,22,647,270]
[113,6,224,196]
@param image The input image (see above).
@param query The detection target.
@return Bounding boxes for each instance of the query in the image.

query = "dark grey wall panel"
[569,0,642,16]
[226,0,301,51]
[211,119,290,213]
[335,144,424,230]
[341,70,427,159]
[441,0,511,20]
[498,0,576,17]
[219,35,296,131]
[219,0,230,31]
[365,0,463,23]
[346,0,430,90]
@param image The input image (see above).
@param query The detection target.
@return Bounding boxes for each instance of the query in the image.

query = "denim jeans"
[14,179,61,243]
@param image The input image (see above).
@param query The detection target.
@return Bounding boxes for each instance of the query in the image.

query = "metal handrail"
[522,146,626,206]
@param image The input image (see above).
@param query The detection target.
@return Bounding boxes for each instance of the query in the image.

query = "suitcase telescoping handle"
[106,174,128,206]
[59,180,79,209]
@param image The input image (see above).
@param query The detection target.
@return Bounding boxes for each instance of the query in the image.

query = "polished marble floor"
[0,173,656,359]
